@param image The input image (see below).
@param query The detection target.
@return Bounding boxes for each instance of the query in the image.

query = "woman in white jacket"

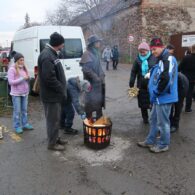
[102,46,113,70]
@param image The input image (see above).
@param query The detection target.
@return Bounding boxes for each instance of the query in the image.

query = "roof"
[69,0,141,26]
[106,0,141,16]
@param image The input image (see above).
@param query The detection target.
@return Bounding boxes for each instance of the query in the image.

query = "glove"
[144,72,150,79]
[80,113,86,120]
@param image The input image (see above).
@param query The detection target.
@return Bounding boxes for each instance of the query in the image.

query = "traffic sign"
[128,34,134,43]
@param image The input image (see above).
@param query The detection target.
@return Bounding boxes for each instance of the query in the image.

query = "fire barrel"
[83,117,112,150]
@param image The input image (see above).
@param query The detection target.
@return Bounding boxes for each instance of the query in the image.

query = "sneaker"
[15,127,23,134]
[48,144,65,151]
[23,124,34,130]
[64,127,78,135]
[137,141,154,148]
[56,138,68,145]
[185,109,192,113]
[0,127,3,139]
[150,145,169,153]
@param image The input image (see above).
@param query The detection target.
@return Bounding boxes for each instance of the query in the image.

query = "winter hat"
[14,53,24,62]
[138,42,150,51]
[80,80,92,92]
[49,32,65,47]
[150,37,164,48]
[87,35,102,46]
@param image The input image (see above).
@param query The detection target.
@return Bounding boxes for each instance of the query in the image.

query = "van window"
[40,39,83,59]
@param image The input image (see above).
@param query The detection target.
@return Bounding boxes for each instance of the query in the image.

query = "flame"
[97,137,101,143]
[92,129,96,136]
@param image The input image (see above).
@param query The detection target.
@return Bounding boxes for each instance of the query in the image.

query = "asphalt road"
[0,63,195,195]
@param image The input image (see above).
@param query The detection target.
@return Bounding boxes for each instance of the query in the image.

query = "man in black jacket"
[179,44,195,112]
[38,32,67,151]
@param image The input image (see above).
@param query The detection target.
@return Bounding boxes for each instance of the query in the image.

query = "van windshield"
[40,39,83,59]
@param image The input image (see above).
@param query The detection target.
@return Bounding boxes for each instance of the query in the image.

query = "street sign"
[128,35,134,43]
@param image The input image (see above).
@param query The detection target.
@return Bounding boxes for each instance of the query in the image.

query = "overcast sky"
[0,0,60,47]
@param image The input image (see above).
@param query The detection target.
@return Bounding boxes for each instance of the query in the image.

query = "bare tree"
[45,1,72,25]
[24,13,31,28]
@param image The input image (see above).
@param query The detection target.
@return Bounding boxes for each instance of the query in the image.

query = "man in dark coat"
[170,72,189,132]
[112,45,119,70]
[179,44,195,113]
[38,32,67,151]
[129,42,157,124]
[80,35,105,119]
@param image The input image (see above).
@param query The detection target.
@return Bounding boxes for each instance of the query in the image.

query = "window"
[39,39,83,59]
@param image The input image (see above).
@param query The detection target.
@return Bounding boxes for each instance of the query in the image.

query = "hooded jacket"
[149,49,178,104]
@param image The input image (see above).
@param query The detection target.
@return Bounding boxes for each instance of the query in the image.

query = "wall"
[141,0,195,44]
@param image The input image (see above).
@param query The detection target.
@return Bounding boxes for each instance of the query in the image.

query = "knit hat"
[49,32,65,47]
[138,42,150,51]
[87,35,102,46]
[14,53,24,63]
[150,37,164,48]
[80,80,92,92]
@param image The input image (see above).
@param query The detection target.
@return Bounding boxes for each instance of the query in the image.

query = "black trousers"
[170,96,185,128]
[43,102,61,146]
[185,82,195,110]
[113,59,119,70]
[106,61,109,70]
[141,108,149,121]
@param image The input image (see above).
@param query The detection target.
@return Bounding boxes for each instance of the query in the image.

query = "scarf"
[139,51,151,76]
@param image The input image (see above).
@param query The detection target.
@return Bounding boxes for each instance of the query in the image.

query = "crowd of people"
[2,31,195,153]
[130,38,195,153]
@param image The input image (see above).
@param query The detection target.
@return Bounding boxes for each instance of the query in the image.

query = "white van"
[11,25,86,87]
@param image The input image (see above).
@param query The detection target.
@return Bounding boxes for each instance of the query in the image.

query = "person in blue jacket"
[60,77,91,134]
[137,37,178,153]
[61,77,91,135]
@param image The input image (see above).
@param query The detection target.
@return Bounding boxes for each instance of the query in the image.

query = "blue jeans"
[146,103,172,148]
[12,96,28,129]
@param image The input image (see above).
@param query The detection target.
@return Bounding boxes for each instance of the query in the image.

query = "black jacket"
[129,54,157,88]
[178,72,189,98]
[38,45,66,103]
[179,54,195,82]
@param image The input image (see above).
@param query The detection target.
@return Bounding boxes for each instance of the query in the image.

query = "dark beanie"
[14,53,24,62]
[150,37,164,48]
[49,32,65,47]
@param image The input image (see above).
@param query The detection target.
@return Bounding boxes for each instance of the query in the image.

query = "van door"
[61,39,83,80]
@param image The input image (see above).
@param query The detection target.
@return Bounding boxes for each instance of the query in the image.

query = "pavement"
[0,63,195,195]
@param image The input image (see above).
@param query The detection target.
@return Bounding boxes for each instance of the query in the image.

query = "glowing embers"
[83,116,112,150]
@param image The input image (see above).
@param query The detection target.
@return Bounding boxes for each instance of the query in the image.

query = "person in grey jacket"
[80,35,105,120]
[38,32,67,151]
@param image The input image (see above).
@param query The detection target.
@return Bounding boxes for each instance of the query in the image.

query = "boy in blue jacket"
[138,37,178,153]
